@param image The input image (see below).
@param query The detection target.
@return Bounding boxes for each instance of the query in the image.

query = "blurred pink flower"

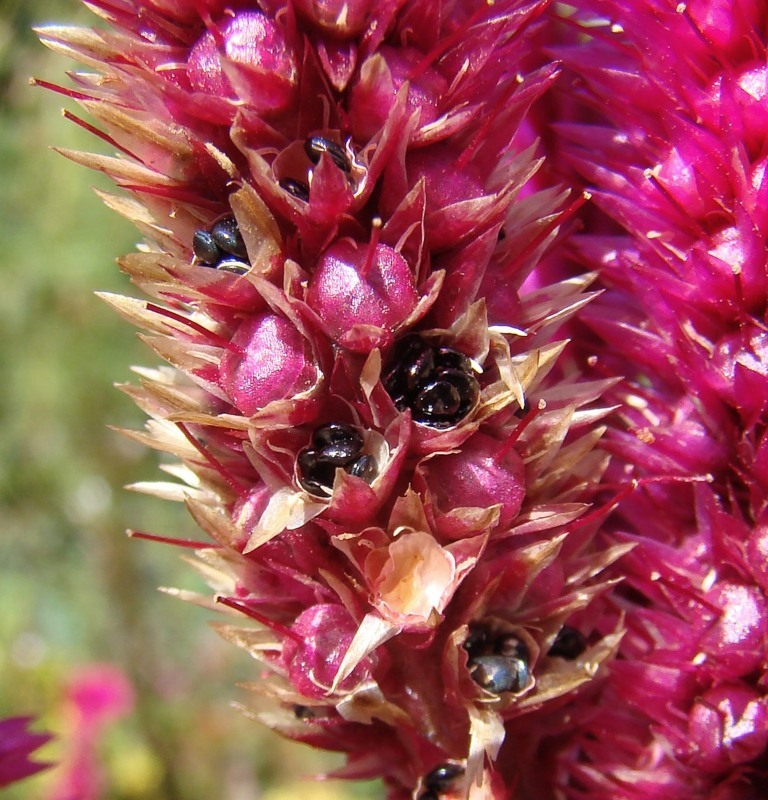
[47,664,134,800]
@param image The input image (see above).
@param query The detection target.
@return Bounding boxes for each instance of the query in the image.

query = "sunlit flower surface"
[37,0,767,797]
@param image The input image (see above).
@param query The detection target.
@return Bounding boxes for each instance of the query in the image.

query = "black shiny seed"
[469,654,529,694]
[418,793,439,800]
[414,380,462,418]
[495,635,529,661]
[433,368,479,413]
[383,336,480,429]
[297,448,336,497]
[547,626,587,660]
[403,347,434,392]
[304,136,351,173]
[425,763,464,792]
[433,346,473,374]
[216,257,250,275]
[463,626,488,656]
[211,215,248,259]
[347,454,377,483]
[280,177,310,202]
[192,229,221,264]
[312,423,363,465]
[293,704,316,720]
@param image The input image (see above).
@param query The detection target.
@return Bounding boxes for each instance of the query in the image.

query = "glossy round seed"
[463,626,488,656]
[547,626,587,660]
[296,449,336,497]
[433,368,479,409]
[424,763,464,792]
[414,380,462,418]
[293,704,316,720]
[216,257,249,275]
[304,136,351,172]
[495,635,529,661]
[434,346,473,374]
[312,423,363,465]
[211,215,248,259]
[347,454,377,483]
[192,229,221,264]
[403,347,435,392]
[280,177,310,202]
[469,654,529,694]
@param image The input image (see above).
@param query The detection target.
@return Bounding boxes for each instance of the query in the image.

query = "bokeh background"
[0,1,378,797]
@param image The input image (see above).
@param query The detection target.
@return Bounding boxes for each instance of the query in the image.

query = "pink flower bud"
[307,239,418,351]
[688,683,768,772]
[188,11,296,112]
[349,46,449,140]
[219,313,316,415]
[281,604,374,697]
[294,0,372,38]
[421,433,526,531]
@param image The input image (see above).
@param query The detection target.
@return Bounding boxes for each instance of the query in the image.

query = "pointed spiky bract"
[41,1,623,796]
[542,1,768,797]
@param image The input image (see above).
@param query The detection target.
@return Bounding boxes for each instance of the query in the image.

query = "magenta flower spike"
[535,1,768,797]
[38,1,642,797]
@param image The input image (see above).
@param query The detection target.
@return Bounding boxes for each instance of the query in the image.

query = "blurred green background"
[0,1,378,797]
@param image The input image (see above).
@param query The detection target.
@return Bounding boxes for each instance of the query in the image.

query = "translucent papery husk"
[40,1,631,797]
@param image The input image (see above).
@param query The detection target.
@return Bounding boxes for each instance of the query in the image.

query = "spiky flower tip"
[0,716,52,788]
[39,1,623,796]
[538,1,768,796]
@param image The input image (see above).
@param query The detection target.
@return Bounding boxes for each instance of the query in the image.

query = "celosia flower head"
[39,0,646,797]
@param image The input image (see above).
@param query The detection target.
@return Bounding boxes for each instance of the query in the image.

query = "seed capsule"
[192,229,221,264]
[547,626,587,660]
[304,136,351,173]
[383,335,480,429]
[347,454,377,482]
[424,763,464,792]
[280,177,310,202]
[469,653,529,694]
[211,215,248,259]
[312,422,363,465]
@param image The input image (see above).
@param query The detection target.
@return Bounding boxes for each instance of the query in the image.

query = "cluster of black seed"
[383,335,480,428]
[296,422,377,498]
[278,136,352,202]
[546,625,587,660]
[418,763,465,800]
[192,215,249,274]
[464,625,531,695]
